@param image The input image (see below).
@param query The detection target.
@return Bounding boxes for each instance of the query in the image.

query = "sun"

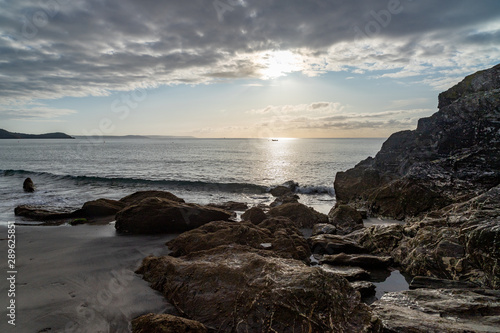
[258,50,303,79]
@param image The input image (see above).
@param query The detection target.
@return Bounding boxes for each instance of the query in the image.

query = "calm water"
[0,137,384,222]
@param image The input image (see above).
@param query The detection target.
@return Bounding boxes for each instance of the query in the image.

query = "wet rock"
[241,206,267,225]
[119,191,185,206]
[115,197,232,234]
[351,281,376,298]
[311,223,337,236]
[137,245,380,333]
[328,205,364,235]
[372,288,500,333]
[207,201,248,211]
[23,177,35,192]
[269,193,300,207]
[166,218,311,263]
[269,185,293,197]
[322,253,392,269]
[348,224,405,256]
[268,202,328,228]
[14,205,76,220]
[409,276,479,290]
[80,198,126,217]
[309,234,366,255]
[320,264,371,281]
[131,313,207,333]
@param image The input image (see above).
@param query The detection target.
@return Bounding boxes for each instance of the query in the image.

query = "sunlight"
[258,50,304,79]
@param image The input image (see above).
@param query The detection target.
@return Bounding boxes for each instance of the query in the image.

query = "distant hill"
[0,129,74,139]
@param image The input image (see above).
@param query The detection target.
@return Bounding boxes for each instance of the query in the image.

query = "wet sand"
[0,223,178,332]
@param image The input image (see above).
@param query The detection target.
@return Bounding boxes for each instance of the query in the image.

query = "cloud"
[0,0,499,106]
[0,106,77,120]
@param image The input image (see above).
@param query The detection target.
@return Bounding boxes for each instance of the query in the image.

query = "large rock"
[267,202,328,228]
[119,190,185,206]
[321,253,392,269]
[328,205,364,235]
[335,64,500,219]
[14,205,76,221]
[347,224,405,256]
[320,264,371,282]
[166,218,311,263]
[137,245,380,332]
[241,206,267,225]
[372,288,500,333]
[79,198,126,217]
[309,234,366,255]
[311,223,337,236]
[131,313,207,333]
[115,197,232,234]
[23,177,35,192]
[207,201,248,211]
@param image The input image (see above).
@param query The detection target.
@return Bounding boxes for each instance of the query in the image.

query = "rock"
[23,177,35,192]
[322,253,392,268]
[268,203,328,228]
[166,219,311,263]
[119,191,185,206]
[241,206,267,225]
[79,198,126,217]
[14,205,76,220]
[309,234,366,255]
[115,197,232,234]
[328,205,364,235]
[136,245,380,332]
[269,193,300,207]
[269,185,293,197]
[131,313,207,333]
[351,281,376,298]
[207,201,248,211]
[334,64,500,219]
[409,276,480,290]
[320,264,371,281]
[311,223,337,236]
[348,224,404,256]
[69,218,88,226]
[372,288,500,333]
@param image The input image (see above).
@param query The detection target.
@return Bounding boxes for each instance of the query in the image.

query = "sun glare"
[258,51,303,79]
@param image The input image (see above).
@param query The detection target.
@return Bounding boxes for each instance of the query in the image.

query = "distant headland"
[0,129,74,139]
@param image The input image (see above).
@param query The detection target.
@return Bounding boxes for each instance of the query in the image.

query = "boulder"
[321,253,392,269]
[269,193,300,207]
[14,205,76,220]
[166,219,310,263]
[347,224,405,256]
[115,197,232,234]
[268,203,328,228]
[311,223,337,236]
[136,245,380,333]
[23,177,35,192]
[372,288,500,333]
[119,191,185,206]
[131,313,207,333]
[309,234,366,255]
[328,205,364,235]
[207,201,248,211]
[241,206,267,225]
[269,185,293,197]
[79,198,126,217]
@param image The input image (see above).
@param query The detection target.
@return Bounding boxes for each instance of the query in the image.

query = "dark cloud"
[0,0,499,105]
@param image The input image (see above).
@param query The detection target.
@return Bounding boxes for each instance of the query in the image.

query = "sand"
[0,223,179,332]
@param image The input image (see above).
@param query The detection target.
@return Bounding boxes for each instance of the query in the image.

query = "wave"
[2,169,335,196]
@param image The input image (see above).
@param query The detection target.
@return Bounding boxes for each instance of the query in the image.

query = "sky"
[0,0,499,138]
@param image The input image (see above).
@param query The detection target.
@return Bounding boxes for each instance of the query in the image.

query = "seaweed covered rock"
[137,245,380,333]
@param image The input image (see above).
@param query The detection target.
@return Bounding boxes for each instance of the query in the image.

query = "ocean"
[0,137,385,222]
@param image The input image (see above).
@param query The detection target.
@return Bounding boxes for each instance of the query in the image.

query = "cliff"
[334,63,500,219]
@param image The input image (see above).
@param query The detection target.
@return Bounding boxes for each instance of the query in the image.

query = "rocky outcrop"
[131,313,207,333]
[119,190,185,206]
[115,197,232,234]
[347,224,404,256]
[309,234,366,255]
[14,205,76,220]
[79,198,126,217]
[328,205,364,235]
[23,177,35,192]
[372,288,500,333]
[334,64,500,219]
[166,218,311,263]
[207,201,248,211]
[267,202,328,228]
[270,193,300,207]
[241,206,267,225]
[137,245,380,332]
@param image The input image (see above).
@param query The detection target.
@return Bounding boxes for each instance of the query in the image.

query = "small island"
[0,128,74,139]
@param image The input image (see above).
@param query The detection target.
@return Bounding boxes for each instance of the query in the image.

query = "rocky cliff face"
[335,63,500,219]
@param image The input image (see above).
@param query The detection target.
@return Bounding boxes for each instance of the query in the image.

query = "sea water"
[0,137,385,222]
